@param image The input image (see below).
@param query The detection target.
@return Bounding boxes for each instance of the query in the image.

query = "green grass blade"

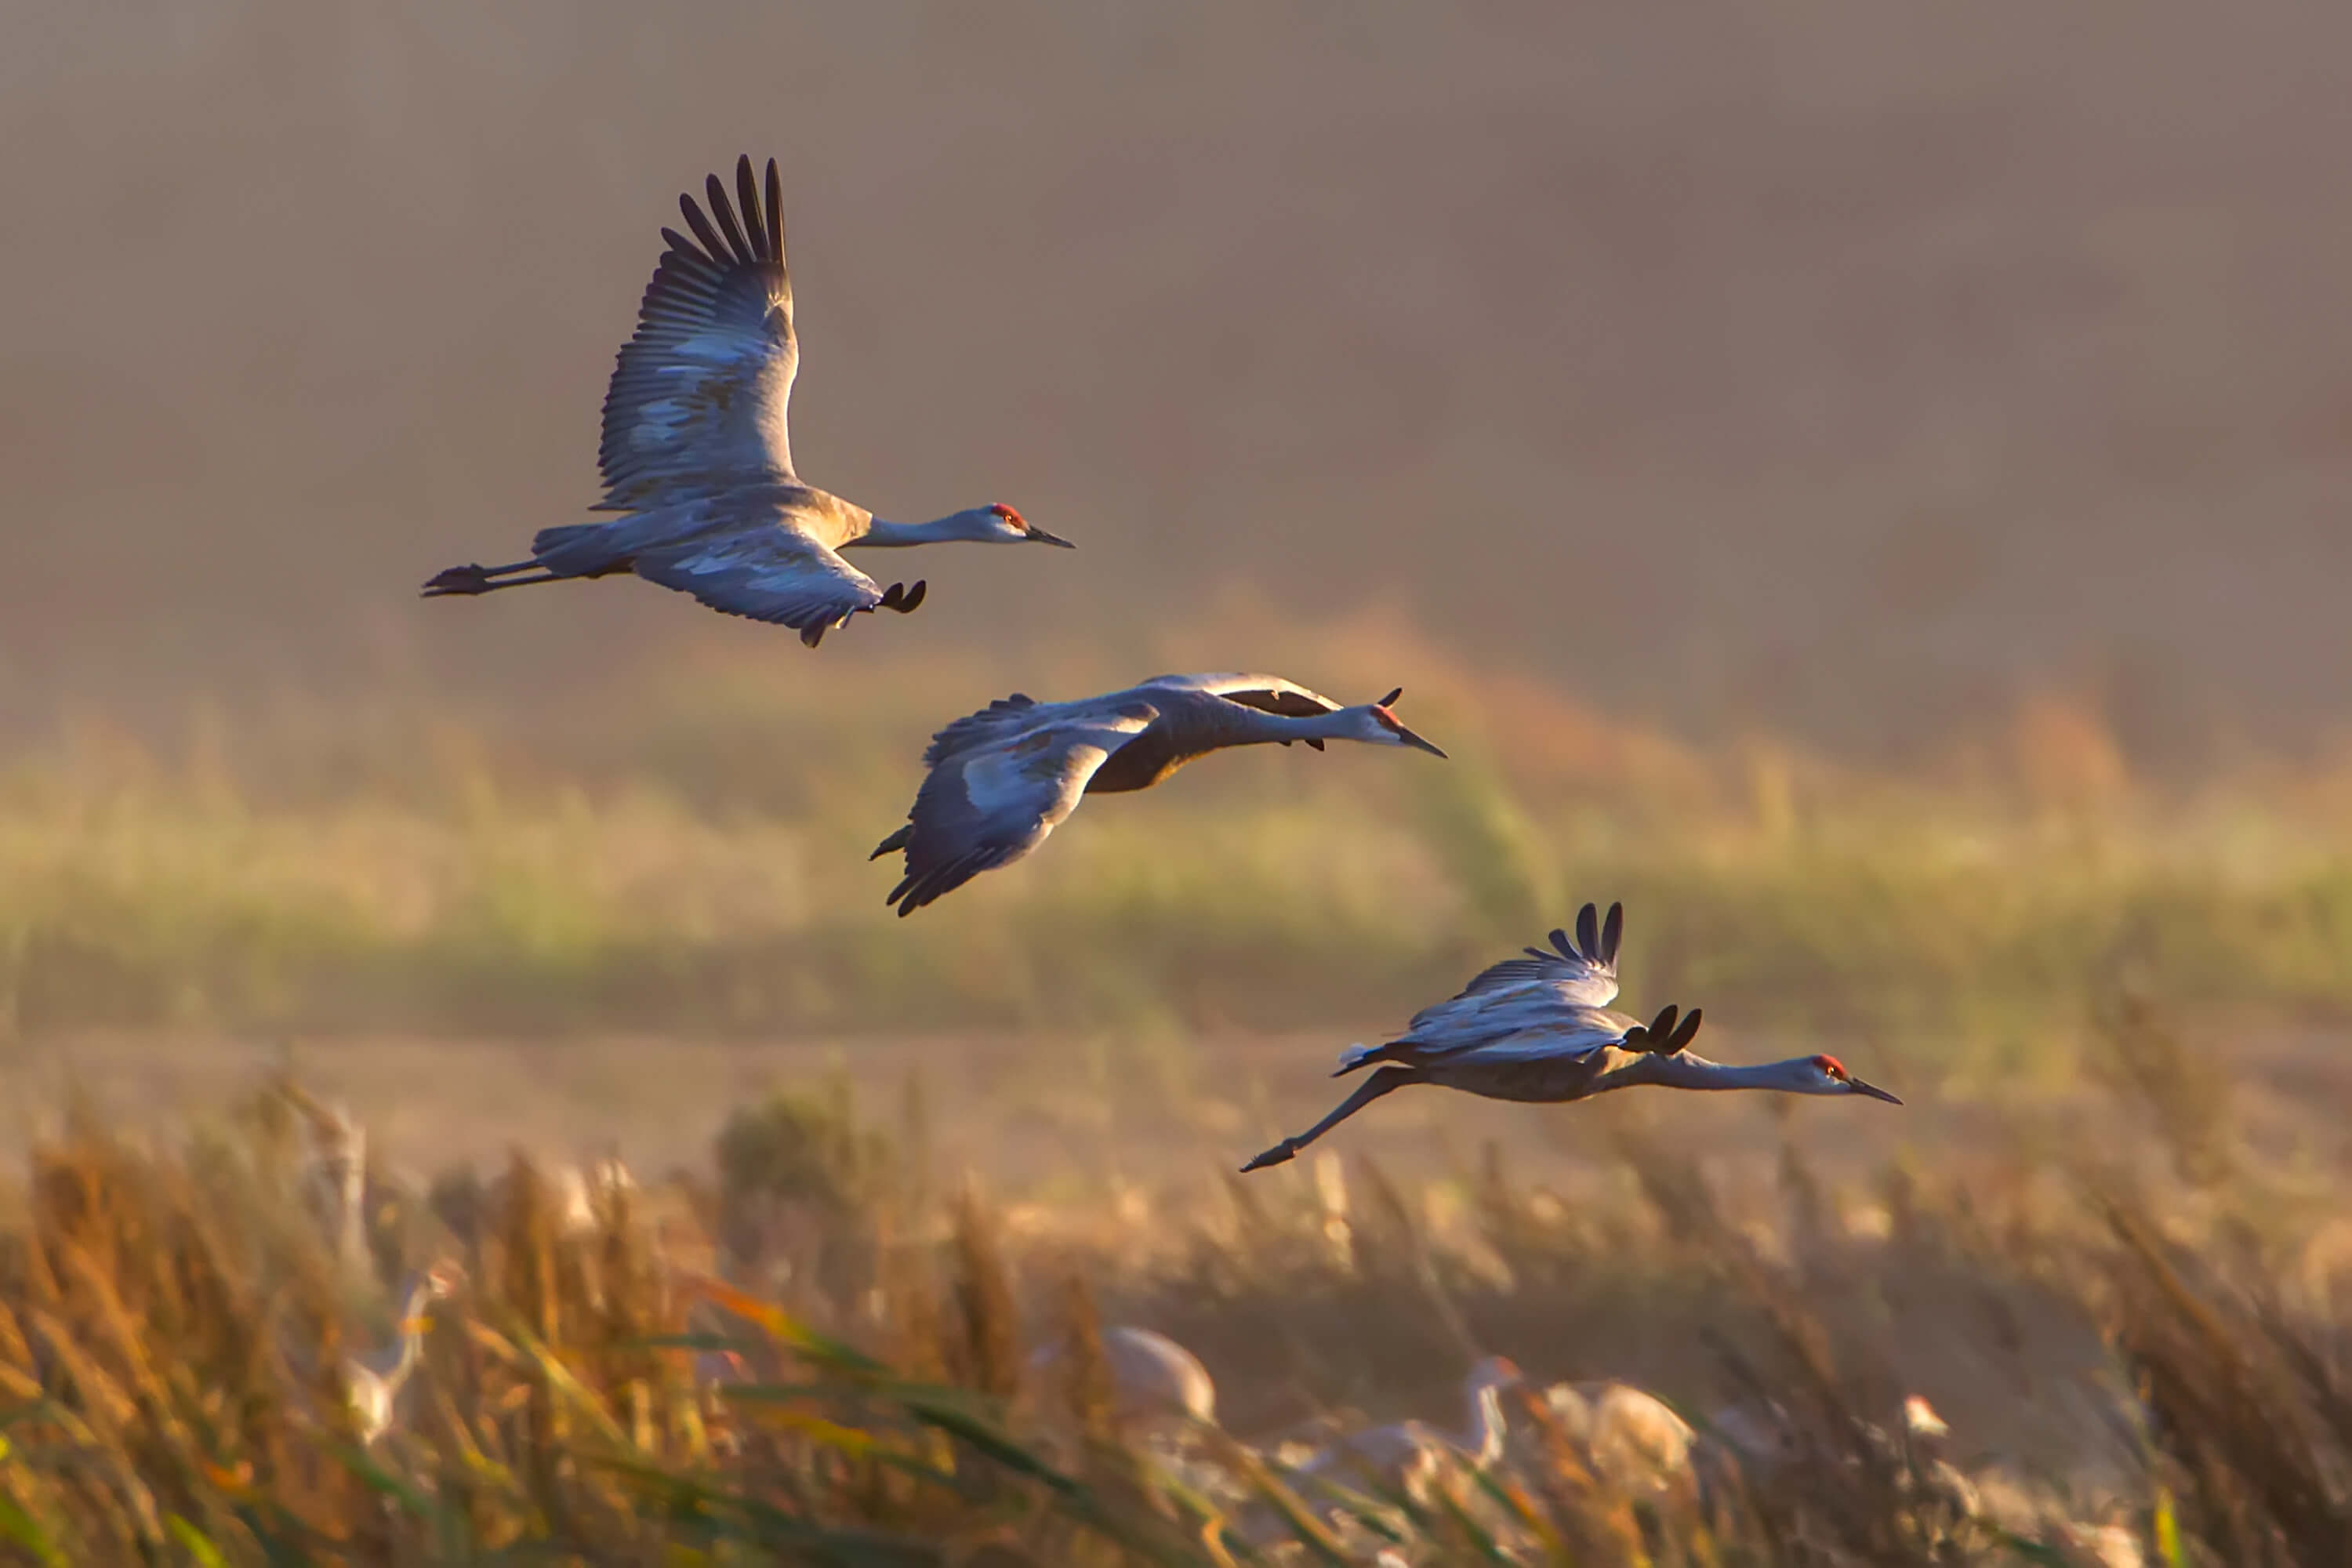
[0,1491,66,1568]
[1989,1527,2079,1566]
[2152,1486,2186,1568]
[325,1439,444,1525]
[165,1512,231,1568]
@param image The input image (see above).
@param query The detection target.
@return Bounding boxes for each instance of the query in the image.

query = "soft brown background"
[5,0,2349,763]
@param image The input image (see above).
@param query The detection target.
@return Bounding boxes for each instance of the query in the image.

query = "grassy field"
[0,1007,2347,1564]
[3,627,2351,1561]
[4,619,2350,1063]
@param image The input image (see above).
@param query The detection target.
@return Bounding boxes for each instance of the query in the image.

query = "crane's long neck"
[1458,1381,1508,1468]
[384,1278,435,1390]
[1605,1052,1815,1094]
[852,517,936,547]
[1217,704,1365,748]
[852,514,976,548]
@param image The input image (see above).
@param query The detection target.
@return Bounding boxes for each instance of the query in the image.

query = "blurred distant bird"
[343,1261,463,1445]
[1241,901,1900,1171]
[1029,1325,1218,1440]
[1292,1355,1523,1502]
[870,673,1446,915]
[277,1080,370,1276]
[1537,1379,1699,1496]
[422,154,1073,644]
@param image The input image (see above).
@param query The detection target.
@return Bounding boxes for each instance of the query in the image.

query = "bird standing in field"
[1537,1379,1700,1497]
[1291,1355,1523,1503]
[869,673,1447,915]
[1240,901,1900,1171]
[1028,1325,1219,1442]
[422,155,1073,645]
[343,1260,464,1445]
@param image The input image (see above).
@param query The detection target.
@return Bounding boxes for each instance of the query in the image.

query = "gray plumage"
[343,1261,463,1445]
[1241,900,1902,1171]
[871,673,1448,915]
[1028,1325,1218,1437]
[1291,1356,1523,1504]
[423,156,1072,644]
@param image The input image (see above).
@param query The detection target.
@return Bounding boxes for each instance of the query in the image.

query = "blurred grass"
[3,615,2350,1046]
[4,1009,2352,1563]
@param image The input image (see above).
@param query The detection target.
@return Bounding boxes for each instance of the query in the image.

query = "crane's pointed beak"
[1025,524,1076,548]
[1396,724,1447,759]
[1847,1076,1904,1105]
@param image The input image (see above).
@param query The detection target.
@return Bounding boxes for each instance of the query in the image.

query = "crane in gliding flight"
[871,673,1446,915]
[1241,901,1900,1171]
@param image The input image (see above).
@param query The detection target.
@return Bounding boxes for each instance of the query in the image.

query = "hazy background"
[8,20,2352,1556]
[7,0,2350,768]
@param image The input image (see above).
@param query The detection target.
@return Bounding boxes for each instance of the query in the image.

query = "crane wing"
[1349,906,1626,1067]
[876,705,1162,915]
[1136,673,1344,712]
[915,681,1235,771]
[597,156,798,511]
[630,518,889,647]
[1338,1005,1641,1073]
[1133,673,1345,750]
[1445,902,1624,1007]
[918,692,1057,768]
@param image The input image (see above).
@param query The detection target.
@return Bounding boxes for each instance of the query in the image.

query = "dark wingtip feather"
[764,158,784,260]
[1671,1007,1702,1051]
[735,157,762,260]
[1602,902,1624,964]
[1575,903,1599,962]
[677,191,727,264]
[706,173,753,265]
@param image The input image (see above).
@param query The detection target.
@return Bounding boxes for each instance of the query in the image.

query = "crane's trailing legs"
[1240,1066,1422,1171]
[420,560,567,595]
[421,558,637,596]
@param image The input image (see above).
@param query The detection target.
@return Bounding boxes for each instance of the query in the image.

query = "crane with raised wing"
[423,156,1073,646]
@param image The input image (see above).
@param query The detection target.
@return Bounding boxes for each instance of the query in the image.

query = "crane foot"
[420,563,498,595]
[1239,1141,1298,1173]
